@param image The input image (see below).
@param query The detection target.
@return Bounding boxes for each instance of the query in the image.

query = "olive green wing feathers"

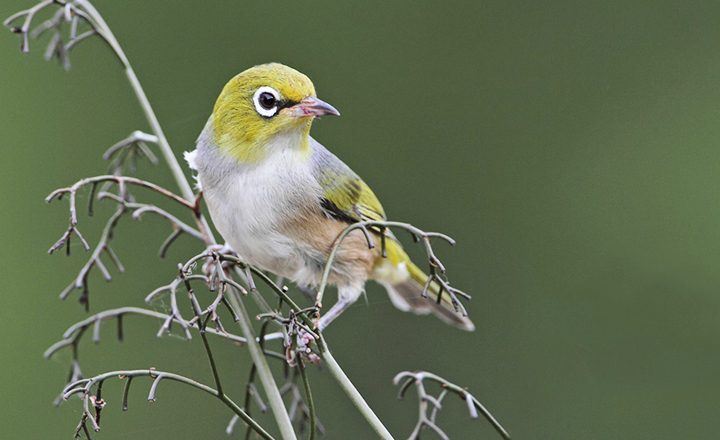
[311,139,386,224]
[309,139,474,331]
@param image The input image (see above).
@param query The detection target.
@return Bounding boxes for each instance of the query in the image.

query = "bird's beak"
[288,96,340,118]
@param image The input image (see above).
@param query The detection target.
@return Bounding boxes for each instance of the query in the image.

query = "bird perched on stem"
[186,63,474,332]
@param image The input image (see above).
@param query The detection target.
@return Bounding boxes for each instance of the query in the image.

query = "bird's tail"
[374,240,475,332]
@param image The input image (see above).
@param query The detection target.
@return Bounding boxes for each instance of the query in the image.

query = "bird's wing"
[309,141,474,331]
[311,139,386,225]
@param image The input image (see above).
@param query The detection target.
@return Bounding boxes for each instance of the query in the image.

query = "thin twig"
[103,130,159,174]
[182,271,225,395]
[62,369,273,440]
[57,203,125,309]
[297,359,318,440]
[239,320,271,440]
[97,191,204,255]
[44,306,285,361]
[393,370,510,439]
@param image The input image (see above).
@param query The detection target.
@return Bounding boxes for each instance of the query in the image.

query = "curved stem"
[224,253,393,438]
[320,348,393,439]
[64,369,273,440]
[75,1,192,202]
[75,0,216,244]
[393,371,510,440]
[296,360,316,440]
[43,306,285,360]
[199,324,224,395]
[227,289,298,440]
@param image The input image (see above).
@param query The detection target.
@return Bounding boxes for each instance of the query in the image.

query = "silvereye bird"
[186,63,474,332]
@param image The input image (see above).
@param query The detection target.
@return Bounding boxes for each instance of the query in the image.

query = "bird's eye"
[253,86,281,118]
[259,92,276,110]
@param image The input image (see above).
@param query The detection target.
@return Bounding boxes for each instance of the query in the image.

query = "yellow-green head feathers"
[212,63,338,163]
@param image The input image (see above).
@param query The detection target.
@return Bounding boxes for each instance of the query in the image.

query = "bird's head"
[211,63,340,162]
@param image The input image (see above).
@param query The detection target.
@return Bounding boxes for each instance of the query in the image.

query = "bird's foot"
[201,242,236,283]
[205,242,235,256]
[286,327,321,366]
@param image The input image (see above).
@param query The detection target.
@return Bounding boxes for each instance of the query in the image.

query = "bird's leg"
[316,298,352,332]
[316,285,363,332]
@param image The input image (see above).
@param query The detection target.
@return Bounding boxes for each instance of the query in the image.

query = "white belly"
[199,147,322,284]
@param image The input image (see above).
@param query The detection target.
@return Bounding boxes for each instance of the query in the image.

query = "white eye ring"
[253,86,281,118]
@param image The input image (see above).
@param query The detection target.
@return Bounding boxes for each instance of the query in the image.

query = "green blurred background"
[2,0,719,438]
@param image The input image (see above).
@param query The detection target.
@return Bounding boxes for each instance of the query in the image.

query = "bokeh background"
[2,0,719,438]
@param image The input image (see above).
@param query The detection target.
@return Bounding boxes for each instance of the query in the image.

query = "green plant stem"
[296,359,316,440]
[320,347,394,439]
[227,254,393,438]
[77,0,216,243]
[73,2,296,437]
[227,289,298,440]
[199,325,224,395]
[76,0,194,203]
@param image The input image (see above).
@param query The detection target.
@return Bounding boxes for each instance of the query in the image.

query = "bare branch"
[103,130,159,175]
[393,370,510,440]
[98,191,204,255]
[44,306,286,361]
[58,204,124,310]
[4,0,114,69]
[47,174,193,252]
[47,175,195,223]
[4,0,56,53]
[48,175,209,308]
[61,369,274,440]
